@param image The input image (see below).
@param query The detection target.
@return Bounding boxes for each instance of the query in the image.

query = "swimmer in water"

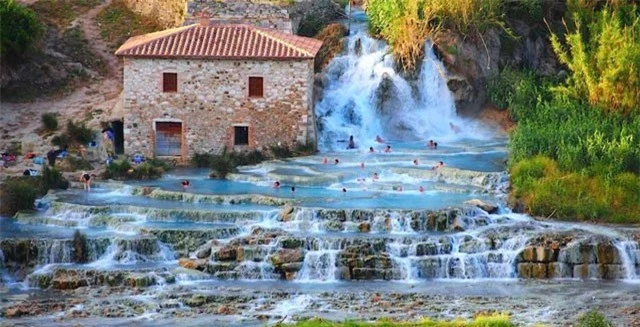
[342,188,347,193]
[372,172,379,180]
[360,162,365,169]
[419,186,425,193]
[369,146,375,153]
[272,181,281,189]
[413,159,419,165]
[323,157,328,164]
[384,145,391,153]
[181,179,190,191]
[450,122,461,133]
[375,135,384,143]
[432,161,444,170]
[291,186,296,193]
[428,140,435,148]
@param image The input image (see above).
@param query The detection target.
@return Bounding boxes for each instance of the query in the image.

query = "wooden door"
[155,122,182,156]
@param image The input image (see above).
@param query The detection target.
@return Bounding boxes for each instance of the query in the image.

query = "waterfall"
[615,241,639,279]
[315,29,491,152]
[296,239,341,282]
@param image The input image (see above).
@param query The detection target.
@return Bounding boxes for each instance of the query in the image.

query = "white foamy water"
[316,29,493,152]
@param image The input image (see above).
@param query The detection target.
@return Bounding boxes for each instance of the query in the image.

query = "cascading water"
[315,27,492,151]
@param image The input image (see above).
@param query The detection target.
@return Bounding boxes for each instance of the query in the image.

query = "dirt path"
[0,0,122,176]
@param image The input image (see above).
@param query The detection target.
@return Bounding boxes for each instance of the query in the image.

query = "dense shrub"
[41,165,69,191]
[314,23,347,72]
[550,3,640,114]
[66,120,95,145]
[50,134,70,147]
[41,113,58,131]
[576,310,613,327]
[269,144,293,159]
[64,156,93,171]
[0,178,38,216]
[102,159,166,180]
[0,0,44,65]
[270,143,316,159]
[192,149,267,179]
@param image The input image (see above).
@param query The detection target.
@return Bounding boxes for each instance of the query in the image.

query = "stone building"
[115,22,322,160]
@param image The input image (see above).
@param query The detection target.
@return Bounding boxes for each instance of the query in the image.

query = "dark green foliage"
[0,178,38,216]
[269,144,293,159]
[51,134,70,147]
[102,160,165,180]
[270,143,316,159]
[66,120,95,145]
[576,310,613,327]
[0,0,44,65]
[41,113,58,131]
[65,156,93,171]
[192,149,267,179]
[41,165,69,191]
[72,229,88,263]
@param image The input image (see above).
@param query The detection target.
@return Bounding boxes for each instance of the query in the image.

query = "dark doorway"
[111,120,124,154]
[234,126,249,145]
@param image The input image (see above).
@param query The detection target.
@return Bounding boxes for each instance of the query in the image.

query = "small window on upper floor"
[163,73,178,92]
[248,76,263,98]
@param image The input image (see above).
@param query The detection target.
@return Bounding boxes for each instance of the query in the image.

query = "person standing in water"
[347,135,356,149]
[80,171,93,191]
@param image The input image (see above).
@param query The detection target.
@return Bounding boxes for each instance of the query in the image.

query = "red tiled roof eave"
[115,24,323,60]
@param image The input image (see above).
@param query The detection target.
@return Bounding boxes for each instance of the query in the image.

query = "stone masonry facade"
[122,57,316,159]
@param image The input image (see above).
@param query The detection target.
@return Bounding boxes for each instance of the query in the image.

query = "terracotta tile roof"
[115,24,323,60]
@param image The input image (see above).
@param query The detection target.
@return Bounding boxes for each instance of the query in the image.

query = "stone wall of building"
[185,0,293,33]
[122,58,315,159]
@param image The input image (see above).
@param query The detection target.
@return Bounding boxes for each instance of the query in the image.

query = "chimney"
[198,11,211,26]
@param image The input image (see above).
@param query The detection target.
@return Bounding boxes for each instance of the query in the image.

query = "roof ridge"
[251,26,313,57]
[115,24,197,55]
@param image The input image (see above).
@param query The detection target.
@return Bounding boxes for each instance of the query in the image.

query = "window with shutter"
[248,76,263,97]
[163,73,177,92]
[234,126,249,146]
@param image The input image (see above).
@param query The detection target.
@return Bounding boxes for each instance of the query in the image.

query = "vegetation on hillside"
[279,314,514,327]
[0,0,44,65]
[364,0,539,70]
[96,0,163,50]
[489,2,640,223]
[0,166,69,216]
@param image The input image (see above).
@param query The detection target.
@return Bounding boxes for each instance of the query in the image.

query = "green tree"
[0,0,44,65]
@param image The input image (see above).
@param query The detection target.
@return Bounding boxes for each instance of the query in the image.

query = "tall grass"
[365,0,508,71]
[549,3,640,114]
